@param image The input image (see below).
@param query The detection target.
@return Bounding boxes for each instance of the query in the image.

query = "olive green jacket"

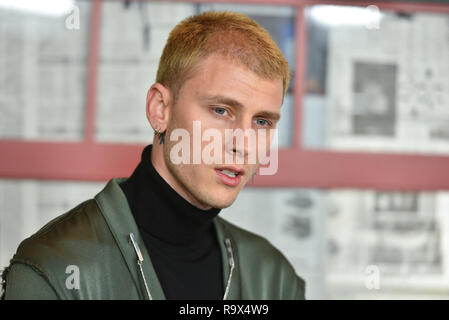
[2,178,306,300]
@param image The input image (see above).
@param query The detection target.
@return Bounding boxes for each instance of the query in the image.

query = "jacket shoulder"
[7,199,135,299]
[216,217,306,299]
[14,199,108,266]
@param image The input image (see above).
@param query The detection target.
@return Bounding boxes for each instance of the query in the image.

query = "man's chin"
[203,192,238,210]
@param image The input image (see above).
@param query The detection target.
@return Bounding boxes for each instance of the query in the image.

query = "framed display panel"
[0,0,448,191]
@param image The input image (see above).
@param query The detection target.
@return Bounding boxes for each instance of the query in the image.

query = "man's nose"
[232,144,246,158]
[226,120,255,159]
[225,135,247,159]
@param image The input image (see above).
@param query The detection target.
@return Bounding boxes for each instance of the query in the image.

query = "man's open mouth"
[214,166,244,187]
[216,166,244,176]
[219,169,239,178]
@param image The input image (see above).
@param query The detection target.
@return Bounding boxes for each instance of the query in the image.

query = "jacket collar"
[94,178,240,300]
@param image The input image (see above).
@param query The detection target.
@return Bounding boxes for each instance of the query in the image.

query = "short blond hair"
[156,11,290,102]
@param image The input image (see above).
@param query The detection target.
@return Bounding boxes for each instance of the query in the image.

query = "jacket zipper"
[129,232,235,300]
[129,233,153,300]
[222,238,235,300]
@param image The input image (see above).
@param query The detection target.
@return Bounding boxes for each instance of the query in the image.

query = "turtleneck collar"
[119,144,221,246]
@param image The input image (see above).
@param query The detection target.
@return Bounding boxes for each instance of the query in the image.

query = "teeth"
[220,169,238,178]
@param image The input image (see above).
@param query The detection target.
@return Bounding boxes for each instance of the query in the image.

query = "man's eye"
[214,107,227,115]
[254,118,269,127]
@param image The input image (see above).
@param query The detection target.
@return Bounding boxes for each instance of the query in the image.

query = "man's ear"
[146,83,171,133]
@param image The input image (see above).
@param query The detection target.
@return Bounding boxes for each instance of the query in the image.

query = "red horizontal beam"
[256,149,449,191]
[1,140,448,190]
[117,0,449,14]
[0,141,143,182]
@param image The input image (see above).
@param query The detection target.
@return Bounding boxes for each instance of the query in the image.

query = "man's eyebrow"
[201,94,281,121]
[255,111,281,122]
[201,94,244,109]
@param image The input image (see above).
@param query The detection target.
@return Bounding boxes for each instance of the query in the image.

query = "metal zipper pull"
[223,238,235,300]
[129,233,153,300]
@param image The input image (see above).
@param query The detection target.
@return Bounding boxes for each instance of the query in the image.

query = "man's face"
[163,54,283,209]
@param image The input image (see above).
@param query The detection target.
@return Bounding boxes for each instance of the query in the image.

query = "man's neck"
[150,143,213,210]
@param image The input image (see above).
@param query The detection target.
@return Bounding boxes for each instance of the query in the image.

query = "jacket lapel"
[95,178,166,300]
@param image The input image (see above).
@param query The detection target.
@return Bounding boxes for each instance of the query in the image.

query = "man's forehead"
[192,53,272,83]
[195,55,282,91]
[176,54,284,111]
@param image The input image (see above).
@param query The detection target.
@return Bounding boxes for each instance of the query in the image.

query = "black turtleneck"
[119,144,224,299]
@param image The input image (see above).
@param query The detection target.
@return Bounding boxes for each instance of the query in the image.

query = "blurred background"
[1,0,449,299]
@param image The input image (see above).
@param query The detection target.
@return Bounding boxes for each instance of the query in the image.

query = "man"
[2,11,305,300]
